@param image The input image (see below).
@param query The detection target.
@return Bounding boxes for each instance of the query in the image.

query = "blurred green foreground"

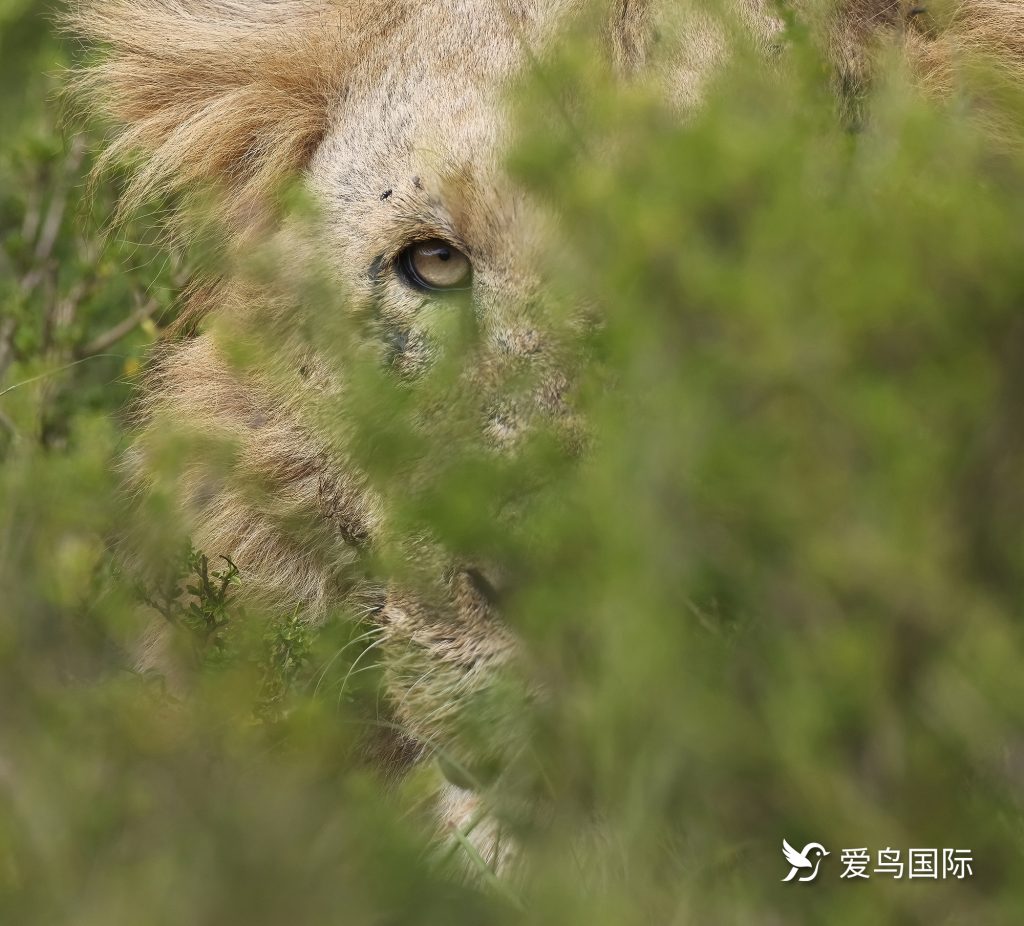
[2,1,1024,923]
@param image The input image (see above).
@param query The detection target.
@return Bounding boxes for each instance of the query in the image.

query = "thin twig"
[36,135,86,263]
[0,355,123,400]
[0,406,20,443]
[19,135,87,297]
[45,279,88,356]
[0,318,16,382]
[21,188,42,244]
[76,297,159,358]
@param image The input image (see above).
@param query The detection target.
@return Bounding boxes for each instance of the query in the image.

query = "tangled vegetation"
[2,1,1024,923]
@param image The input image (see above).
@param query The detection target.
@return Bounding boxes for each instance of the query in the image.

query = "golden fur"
[826,1,1024,96]
[68,1,400,229]
[69,1,1024,214]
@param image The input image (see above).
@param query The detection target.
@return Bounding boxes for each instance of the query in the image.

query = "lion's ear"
[68,0,394,229]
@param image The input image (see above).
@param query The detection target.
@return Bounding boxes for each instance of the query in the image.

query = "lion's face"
[72,0,736,850]
[301,9,571,798]
[101,3,588,830]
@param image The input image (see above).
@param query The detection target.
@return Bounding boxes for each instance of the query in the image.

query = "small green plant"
[136,543,243,669]
[256,608,313,719]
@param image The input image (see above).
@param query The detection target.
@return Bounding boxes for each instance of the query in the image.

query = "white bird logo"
[781,839,830,882]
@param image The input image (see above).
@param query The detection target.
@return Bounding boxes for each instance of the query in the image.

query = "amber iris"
[400,239,472,291]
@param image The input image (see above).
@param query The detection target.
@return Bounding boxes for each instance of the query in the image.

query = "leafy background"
[2,1,1024,924]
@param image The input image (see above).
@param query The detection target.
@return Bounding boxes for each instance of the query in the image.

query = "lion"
[69,0,1024,864]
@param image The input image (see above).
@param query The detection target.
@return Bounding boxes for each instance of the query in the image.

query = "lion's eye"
[399,239,472,292]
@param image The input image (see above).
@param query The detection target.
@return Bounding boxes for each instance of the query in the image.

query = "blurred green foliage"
[0,0,182,449]
[3,1,1024,924]
[498,18,1024,923]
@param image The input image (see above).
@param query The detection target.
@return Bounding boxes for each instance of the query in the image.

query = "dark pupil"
[420,243,451,263]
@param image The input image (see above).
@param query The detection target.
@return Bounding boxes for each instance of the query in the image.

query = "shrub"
[2,2,1023,923]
